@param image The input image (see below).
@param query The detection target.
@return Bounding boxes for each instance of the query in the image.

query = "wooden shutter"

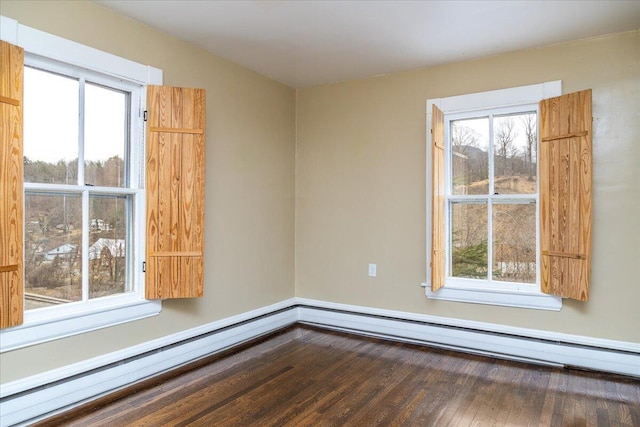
[0,41,24,328]
[431,104,445,291]
[539,89,592,301]
[146,86,205,299]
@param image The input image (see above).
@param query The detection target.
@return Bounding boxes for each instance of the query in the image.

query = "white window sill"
[422,282,562,311]
[0,296,161,352]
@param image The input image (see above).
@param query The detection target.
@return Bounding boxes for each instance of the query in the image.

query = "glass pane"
[85,83,128,187]
[451,203,488,279]
[89,195,130,298]
[492,203,537,284]
[493,113,537,194]
[23,67,79,184]
[451,117,489,195]
[24,194,82,309]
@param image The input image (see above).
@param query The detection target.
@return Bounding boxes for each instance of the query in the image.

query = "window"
[447,109,538,286]
[425,82,564,310]
[0,16,163,351]
[23,58,141,311]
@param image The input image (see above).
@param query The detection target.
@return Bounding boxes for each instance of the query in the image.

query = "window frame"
[445,105,539,289]
[424,81,563,311]
[23,55,142,303]
[0,16,162,352]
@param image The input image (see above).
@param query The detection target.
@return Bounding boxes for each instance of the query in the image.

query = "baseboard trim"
[1,297,638,426]
[294,298,640,377]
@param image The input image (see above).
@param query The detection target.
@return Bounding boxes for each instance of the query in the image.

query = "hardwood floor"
[37,325,640,426]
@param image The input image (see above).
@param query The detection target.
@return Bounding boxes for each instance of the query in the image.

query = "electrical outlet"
[368,263,377,277]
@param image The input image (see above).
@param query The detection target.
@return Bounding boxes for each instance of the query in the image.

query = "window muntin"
[23,58,141,311]
[445,107,538,289]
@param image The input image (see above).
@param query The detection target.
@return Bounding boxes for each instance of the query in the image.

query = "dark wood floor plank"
[248,349,360,425]
[346,346,434,426]
[35,325,640,427]
[136,339,307,426]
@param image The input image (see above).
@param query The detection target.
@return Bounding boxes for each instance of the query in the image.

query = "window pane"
[493,113,537,194]
[89,195,130,298]
[492,203,536,284]
[85,83,128,187]
[24,194,82,309]
[451,117,489,195]
[23,67,79,184]
[451,202,488,279]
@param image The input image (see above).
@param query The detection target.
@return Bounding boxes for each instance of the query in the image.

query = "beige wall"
[296,30,640,342]
[0,0,295,382]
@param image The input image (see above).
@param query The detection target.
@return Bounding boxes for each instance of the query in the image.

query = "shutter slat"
[169,87,182,298]
[539,90,592,301]
[0,41,24,329]
[146,85,205,299]
[179,89,195,292]
[145,86,160,298]
[193,90,206,294]
[431,105,445,291]
[158,86,173,297]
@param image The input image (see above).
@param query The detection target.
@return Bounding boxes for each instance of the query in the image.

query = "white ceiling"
[96,0,640,88]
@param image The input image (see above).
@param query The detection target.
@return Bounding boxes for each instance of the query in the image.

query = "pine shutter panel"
[431,104,446,291]
[0,41,24,328]
[146,86,205,299]
[539,89,592,301]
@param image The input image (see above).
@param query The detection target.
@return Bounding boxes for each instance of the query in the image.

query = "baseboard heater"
[295,302,639,379]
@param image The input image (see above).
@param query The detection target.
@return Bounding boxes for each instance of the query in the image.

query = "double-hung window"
[23,57,143,310]
[425,82,565,310]
[446,107,538,287]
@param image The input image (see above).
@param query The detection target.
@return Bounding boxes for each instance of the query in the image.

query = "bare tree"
[520,114,537,179]
[494,117,518,176]
[451,123,488,190]
[38,215,50,237]
[451,124,480,153]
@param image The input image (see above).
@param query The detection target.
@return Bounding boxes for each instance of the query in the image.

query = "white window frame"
[0,16,162,352]
[424,81,563,311]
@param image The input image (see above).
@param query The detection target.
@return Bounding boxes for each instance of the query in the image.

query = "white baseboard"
[2,297,638,426]
[295,298,640,377]
[0,299,298,427]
